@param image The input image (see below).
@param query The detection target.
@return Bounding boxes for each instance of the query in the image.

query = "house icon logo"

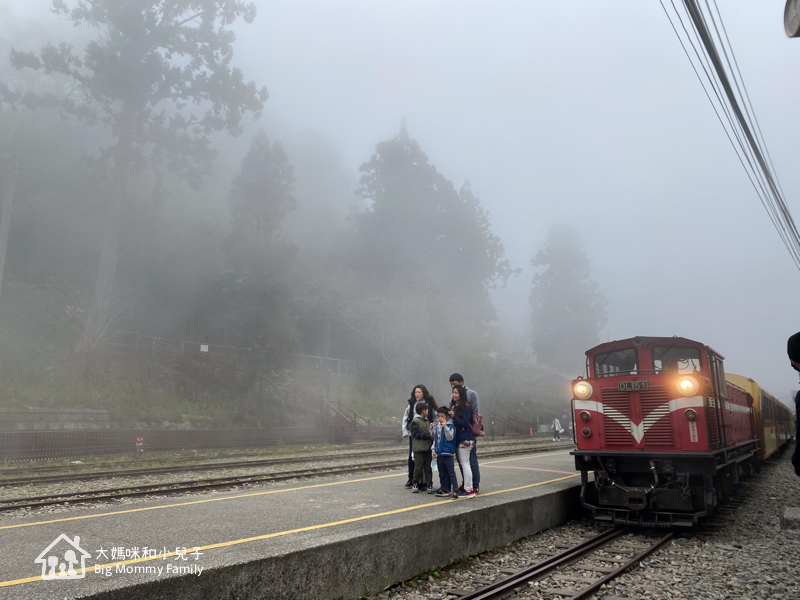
[35,534,90,580]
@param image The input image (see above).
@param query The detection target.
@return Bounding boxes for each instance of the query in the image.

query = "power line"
[698,0,800,262]
[709,0,789,202]
[685,0,800,266]
[696,0,800,263]
[662,0,794,261]
[659,0,800,270]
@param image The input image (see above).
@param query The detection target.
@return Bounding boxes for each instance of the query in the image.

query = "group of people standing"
[401,373,481,499]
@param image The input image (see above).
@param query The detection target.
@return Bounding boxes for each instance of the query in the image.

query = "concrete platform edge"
[78,485,582,600]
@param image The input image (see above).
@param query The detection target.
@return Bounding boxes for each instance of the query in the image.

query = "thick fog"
[0,0,797,424]
[243,0,800,400]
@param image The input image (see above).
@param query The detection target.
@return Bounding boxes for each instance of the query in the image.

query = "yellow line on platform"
[0,471,579,588]
[0,451,569,532]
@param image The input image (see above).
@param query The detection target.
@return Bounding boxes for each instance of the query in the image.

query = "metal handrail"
[491,405,518,425]
[320,399,353,423]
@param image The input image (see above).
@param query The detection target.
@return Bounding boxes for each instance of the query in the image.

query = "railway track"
[0,453,397,486]
[0,450,292,476]
[0,439,411,476]
[0,460,409,512]
[0,444,571,512]
[0,442,567,487]
[457,527,673,600]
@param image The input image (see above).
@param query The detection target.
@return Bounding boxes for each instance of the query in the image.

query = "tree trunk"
[78,147,131,356]
[0,153,17,298]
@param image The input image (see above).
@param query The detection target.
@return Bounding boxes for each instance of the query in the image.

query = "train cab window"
[652,346,701,374]
[707,352,727,398]
[593,348,637,377]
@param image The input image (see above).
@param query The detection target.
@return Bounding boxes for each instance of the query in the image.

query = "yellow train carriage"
[726,373,792,460]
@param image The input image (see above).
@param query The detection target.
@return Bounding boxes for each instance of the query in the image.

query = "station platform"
[0,449,582,600]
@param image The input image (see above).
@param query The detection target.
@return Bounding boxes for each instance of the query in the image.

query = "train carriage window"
[652,346,702,374]
[762,393,773,421]
[593,348,637,377]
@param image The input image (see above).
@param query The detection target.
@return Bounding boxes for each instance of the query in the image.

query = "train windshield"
[652,346,701,374]
[593,348,637,376]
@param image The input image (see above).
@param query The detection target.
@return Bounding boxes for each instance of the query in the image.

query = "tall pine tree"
[530,223,607,374]
[354,123,513,321]
[10,1,268,357]
[188,130,296,415]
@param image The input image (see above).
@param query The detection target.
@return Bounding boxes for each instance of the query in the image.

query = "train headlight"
[684,408,697,422]
[574,382,593,399]
[677,376,698,397]
[579,410,591,423]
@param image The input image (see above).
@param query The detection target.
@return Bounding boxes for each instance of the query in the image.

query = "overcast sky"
[5,0,800,402]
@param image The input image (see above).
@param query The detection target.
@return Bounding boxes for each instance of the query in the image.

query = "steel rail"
[0,438,550,477]
[0,442,568,487]
[568,531,674,599]
[0,450,312,475]
[457,528,673,600]
[457,528,625,600]
[0,453,402,486]
[0,460,408,512]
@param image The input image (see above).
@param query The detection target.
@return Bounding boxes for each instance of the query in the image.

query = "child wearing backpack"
[410,401,434,493]
[432,406,458,499]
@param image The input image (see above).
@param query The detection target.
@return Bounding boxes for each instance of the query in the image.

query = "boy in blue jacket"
[432,406,458,499]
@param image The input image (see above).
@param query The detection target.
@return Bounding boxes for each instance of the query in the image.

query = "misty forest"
[1,1,610,429]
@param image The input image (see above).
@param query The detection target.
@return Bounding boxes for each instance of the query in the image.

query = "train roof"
[585,336,721,357]
[727,372,779,403]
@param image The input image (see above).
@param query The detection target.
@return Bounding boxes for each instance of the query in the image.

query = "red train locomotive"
[570,336,760,527]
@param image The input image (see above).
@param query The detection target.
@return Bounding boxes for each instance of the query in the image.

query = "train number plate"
[618,381,648,391]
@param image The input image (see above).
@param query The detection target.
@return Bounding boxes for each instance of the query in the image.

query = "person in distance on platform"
[449,373,481,494]
[432,406,459,499]
[788,331,800,477]
[450,385,476,498]
[551,416,562,442]
[410,402,434,493]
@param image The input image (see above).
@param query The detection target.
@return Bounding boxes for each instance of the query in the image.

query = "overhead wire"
[709,0,789,202]
[673,0,782,236]
[687,1,800,259]
[684,0,798,264]
[659,0,800,269]
[658,0,800,270]
[697,0,800,263]
[665,0,787,256]
[684,0,800,266]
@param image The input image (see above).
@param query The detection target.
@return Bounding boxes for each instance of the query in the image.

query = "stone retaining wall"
[0,408,111,431]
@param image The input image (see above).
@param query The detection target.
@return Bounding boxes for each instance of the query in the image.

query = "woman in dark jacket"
[450,385,475,497]
[402,385,438,487]
[414,385,438,423]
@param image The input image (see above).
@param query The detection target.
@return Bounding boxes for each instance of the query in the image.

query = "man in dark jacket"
[788,332,800,477]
